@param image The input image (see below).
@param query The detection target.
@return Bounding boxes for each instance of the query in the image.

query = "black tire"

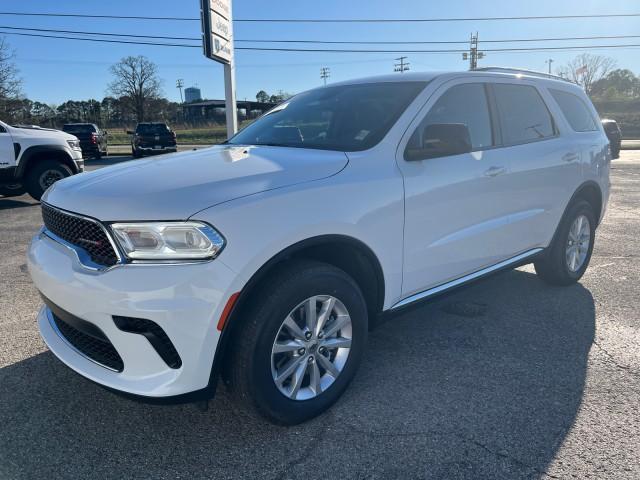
[94,150,102,160]
[228,260,368,425]
[535,200,596,286]
[132,147,142,159]
[24,160,73,201]
[0,183,26,198]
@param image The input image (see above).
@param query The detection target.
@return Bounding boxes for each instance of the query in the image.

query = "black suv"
[601,119,622,159]
[62,123,108,159]
[128,122,177,158]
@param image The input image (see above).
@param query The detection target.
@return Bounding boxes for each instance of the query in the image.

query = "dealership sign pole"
[201,0,238,137]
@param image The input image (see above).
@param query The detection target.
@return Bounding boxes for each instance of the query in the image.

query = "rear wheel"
[25,160,73,201]
[535,200,596,285]
[228,260,368,425]
[132,147,142,159]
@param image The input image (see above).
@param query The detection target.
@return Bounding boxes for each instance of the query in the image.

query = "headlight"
[67,139,82,151]
[110,222,225,261]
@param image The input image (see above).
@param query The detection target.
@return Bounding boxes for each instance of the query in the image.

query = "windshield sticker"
[354,130,370,141]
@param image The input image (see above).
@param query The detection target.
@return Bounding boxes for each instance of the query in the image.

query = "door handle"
[483,166,507,177]
[562,152,580,163]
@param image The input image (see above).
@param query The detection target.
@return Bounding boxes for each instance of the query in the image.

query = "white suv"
[28,69,610,424]
[0,120,84,200]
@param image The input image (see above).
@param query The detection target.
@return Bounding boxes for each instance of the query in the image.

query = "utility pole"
[176,79,184,103]
[462,32,484,70]
[320,67,331,86]
[545,58,554,75]
[394,56,410,73]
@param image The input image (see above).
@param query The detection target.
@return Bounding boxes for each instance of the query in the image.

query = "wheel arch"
[570,181,603,226]
[15,145,79,178]
[210,234,386,389]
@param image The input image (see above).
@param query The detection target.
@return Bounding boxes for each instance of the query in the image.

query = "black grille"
[113,316,182,369]
[42,203,119,267]
[50,309,124,372]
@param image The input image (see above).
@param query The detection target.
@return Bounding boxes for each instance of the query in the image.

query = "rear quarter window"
[549,89,598,132]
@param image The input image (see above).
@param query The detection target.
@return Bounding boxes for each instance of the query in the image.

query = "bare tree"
[0,37,23,119]
[558,54,617,95]
[108,56,162,122]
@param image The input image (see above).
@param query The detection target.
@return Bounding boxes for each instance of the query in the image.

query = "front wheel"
[535,200,596,285]
[228,260,368,425]
[25,160,73,201]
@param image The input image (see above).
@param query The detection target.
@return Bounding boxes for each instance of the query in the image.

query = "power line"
[233,13,640,23]
[0,12,198,21]
[236,34,640,45]
[3,25,640,45]
[0,25,201,41]
[2,29,640,54]
[0,30,200,48]
[1,11,640,23]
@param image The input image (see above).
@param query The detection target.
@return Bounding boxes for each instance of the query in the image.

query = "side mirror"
[405,123,472,161]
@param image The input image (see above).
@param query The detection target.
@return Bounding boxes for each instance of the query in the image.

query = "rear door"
[487,81,579,253]
[396,80,516,297]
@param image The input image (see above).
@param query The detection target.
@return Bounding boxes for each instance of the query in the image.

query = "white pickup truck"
[0,120,84,200]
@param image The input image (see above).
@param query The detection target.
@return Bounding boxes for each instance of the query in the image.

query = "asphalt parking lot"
[1,151,639,479]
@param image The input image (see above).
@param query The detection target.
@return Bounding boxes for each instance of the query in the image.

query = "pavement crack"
[592,340,640,378]
[463,437,561,479]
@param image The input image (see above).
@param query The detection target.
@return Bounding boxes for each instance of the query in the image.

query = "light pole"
[394,57,409,73]
[320,67,331,86]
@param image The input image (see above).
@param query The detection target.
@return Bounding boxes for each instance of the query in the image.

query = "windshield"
[228,82,427,152]
[63,124,95,134]
[137,124,170,134]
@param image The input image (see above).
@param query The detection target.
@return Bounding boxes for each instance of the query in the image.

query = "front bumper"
[28,229,240,398]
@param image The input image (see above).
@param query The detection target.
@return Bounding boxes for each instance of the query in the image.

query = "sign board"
[201,0,233,64]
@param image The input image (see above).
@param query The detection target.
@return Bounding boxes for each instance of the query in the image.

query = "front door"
[396,80,516,298]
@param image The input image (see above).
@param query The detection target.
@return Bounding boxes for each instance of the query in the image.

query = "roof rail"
[473,67,575,84]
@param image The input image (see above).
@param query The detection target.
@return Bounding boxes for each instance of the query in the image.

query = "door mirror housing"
[405,123,472,161]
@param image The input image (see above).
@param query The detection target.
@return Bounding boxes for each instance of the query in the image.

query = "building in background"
[183,99,276,125]
[184,87,202,103]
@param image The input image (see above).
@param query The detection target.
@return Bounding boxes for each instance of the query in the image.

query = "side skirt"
[389,248,544,312]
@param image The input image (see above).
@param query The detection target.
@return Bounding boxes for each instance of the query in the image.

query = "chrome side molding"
[391,248,544,310]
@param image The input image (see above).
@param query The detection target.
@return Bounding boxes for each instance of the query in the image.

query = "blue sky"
[4,0,640,105]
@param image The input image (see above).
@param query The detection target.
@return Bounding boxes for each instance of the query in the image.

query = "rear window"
[492,84,556,145]
[136,124,171,134]
[550,89,598,132]
[63,124,95,134]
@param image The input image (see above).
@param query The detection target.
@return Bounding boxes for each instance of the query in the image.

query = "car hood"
[44,145,348,220]
[10,126,77,142]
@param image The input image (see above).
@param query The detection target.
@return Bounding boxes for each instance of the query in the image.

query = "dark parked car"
[602,119,622,159]
[128,122,177,158]
[62,123,108,159]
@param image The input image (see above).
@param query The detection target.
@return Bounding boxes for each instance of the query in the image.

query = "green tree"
[256,90,270,103]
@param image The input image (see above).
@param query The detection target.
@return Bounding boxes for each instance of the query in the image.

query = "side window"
[404,83,493,161]
[492,84,555,145]
[549,89,598,132]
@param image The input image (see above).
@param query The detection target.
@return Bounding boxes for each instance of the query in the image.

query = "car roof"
[328,69,578,89]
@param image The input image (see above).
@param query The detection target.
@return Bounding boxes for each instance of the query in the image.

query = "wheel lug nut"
[308,356,314,364]
[319,347,326,354]
[305,332,312,340]
[298,348,305,355]
[318,331,324,339]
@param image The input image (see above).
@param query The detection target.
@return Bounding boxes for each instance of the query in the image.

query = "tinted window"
[229,82,427,152]
[550,89,598,132]
[137,124,171,134]
[493,84,555,144]
[404,83,493,160]
[63,124,96,134]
